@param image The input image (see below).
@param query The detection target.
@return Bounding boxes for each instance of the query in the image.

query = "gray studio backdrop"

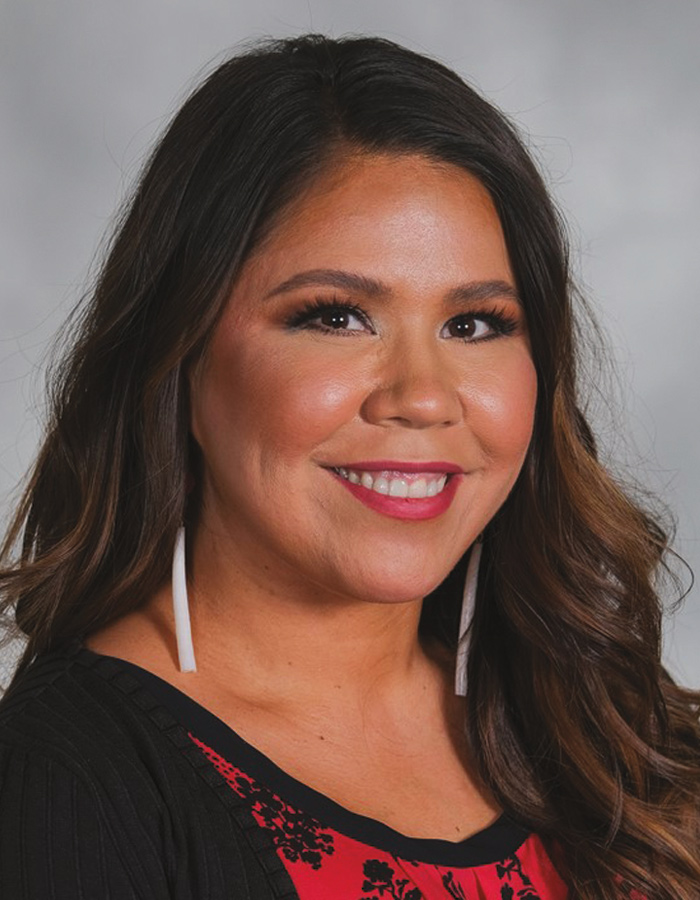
[1,0,698,684]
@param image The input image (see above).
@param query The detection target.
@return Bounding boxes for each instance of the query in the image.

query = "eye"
[441,309,519,342]
[313,306,367,331]
[286,300,373,334]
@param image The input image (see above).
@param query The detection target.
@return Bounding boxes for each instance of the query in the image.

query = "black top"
[0,643,532,899]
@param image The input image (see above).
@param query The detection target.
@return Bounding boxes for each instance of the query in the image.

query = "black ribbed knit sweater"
[0,644,298,899]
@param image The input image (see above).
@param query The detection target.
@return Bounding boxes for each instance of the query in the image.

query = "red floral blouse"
[189,732,568,899]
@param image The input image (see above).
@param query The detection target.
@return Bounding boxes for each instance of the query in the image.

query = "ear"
[184,351,208,447]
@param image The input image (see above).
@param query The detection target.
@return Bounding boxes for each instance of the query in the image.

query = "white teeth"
[408,478,427,498]
[388,478,409,498]
[335,468,450,499]
[373,476,390,495]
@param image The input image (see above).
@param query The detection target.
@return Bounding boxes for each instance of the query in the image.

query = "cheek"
[258,362,360,453]
[192,328,363,464]
[467,351,538,464]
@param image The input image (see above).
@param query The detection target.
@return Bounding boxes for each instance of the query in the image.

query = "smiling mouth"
[331,466,452,499]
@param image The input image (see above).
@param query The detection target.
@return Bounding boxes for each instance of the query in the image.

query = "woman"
[0,33,698,899]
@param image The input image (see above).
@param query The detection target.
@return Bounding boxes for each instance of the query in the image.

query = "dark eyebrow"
[263,268,520,305]
[445,279,520,306]
[263,269,388,300]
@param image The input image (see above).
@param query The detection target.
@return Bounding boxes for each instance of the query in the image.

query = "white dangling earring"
[172,525,197,673]
[455,540,482,697]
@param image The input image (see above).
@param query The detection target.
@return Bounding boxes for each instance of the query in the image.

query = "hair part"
[2,33,699,897]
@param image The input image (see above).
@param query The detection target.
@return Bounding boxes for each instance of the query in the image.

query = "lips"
[325,461,462,521]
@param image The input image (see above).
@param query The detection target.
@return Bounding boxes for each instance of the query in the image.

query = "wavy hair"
[1,34,699,897]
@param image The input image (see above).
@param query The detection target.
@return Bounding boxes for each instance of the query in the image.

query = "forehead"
[235,152,514,301]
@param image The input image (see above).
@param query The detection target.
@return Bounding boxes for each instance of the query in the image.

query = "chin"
[333,560,455,606]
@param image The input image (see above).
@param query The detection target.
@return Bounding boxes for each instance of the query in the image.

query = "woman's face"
[190,154,538,604]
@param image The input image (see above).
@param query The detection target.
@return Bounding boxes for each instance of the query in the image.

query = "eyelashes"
[441,308,519,341]
[284,296,521,341]
[285,298,373,334]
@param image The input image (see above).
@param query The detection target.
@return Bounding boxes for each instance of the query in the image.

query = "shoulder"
[0,645,283,900]
[0,646,177,897]
[0,644,226,824]
[0,644,187,830]
[1,644,170,776]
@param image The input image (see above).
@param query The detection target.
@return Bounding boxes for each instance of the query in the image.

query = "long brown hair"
[1,34,699,897]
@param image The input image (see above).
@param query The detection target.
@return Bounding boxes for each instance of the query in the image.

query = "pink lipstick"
[326,461,462,521]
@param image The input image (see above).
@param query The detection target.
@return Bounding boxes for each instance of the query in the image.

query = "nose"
[361,340,463,429]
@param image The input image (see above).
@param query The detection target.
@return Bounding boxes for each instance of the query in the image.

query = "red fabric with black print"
[191,734,568,900]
